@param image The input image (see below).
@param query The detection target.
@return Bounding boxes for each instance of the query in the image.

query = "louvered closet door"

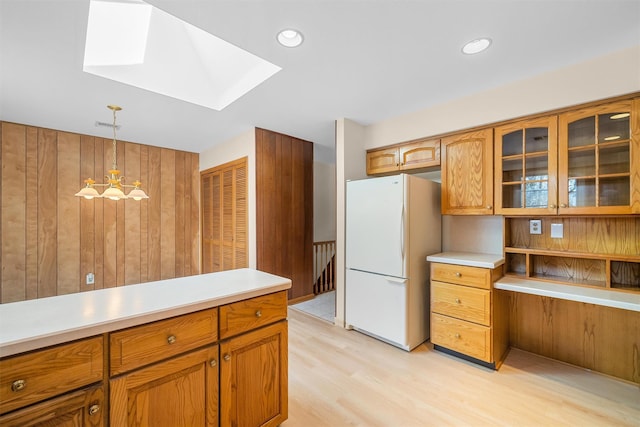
[201,158,248,273]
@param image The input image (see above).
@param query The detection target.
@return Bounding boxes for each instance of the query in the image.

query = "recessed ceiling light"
[277,29,304,48]
[610,113,630,120]
[462,38,492,55]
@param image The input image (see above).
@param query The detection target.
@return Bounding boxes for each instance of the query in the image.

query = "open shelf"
[504,217,640,293]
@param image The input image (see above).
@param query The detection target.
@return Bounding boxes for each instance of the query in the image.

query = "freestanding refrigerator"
[345,174,441,350]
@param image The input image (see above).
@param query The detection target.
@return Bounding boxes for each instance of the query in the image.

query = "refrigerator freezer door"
[346,175,405,278]
[345,269,408,348]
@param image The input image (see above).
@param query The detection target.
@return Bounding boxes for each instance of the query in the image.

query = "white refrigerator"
[345,174,441,351]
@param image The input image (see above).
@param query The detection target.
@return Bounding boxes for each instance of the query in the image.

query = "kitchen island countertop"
[0,268,291,357]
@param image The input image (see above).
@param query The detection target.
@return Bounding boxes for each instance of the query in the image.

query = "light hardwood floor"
[284,309,640,427]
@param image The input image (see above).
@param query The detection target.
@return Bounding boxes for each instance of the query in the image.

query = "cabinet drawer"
[431,313,491,362]
[220,291,288,339]
[431,281,491,326]
[431,263,491,289]
[110,308,218,376]
[0,336,103,415]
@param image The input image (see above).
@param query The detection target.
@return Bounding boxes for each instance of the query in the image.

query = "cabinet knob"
[167,335,177,345]
[549,204,556,209]
[455,333,461,339]
[486,205,492,210]
[224,354,231,362]
[560,203,567,208]
[88,404,100,416]
[455,272,461,278]
[455,298,461,304]
[11,379,26,392]
[255,310,262,318]
[210,359,217,367]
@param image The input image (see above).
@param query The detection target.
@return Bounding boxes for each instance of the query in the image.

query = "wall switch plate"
[86,273,95,285]
[529,219,542,235]
[551,223,564,238]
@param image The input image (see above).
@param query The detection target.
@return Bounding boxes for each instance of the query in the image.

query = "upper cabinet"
[441,128,494,215]
[367,138,440,175]
[558,99,640,215]
[494,116,558,215]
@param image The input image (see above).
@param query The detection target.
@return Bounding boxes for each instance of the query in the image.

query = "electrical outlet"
[529,219,542,235]
[86,273,95,285]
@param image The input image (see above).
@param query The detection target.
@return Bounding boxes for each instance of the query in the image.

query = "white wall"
[199,129,257,269]
[314,161,336,242]
[335,118,367,327]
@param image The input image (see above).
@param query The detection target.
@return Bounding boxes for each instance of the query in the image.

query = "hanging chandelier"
[75,105,149,201]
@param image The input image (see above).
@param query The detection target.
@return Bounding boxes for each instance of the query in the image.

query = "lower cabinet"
[0,385,104,427]
[110,346,219,427]
[220,321,288,427]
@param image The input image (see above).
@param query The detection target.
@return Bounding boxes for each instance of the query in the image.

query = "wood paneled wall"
[0,121,200,303]
[256,128,314,302]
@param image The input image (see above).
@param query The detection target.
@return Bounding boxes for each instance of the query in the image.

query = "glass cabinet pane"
[568,116,595,148]
[502,184,522,208]
[525,181,548,208]
[525,156,548,180]
[599,112,630,143]
[599,144,630,175]
[502,130,523,156]
[599,177,630,206]
[525,127,548,153]
[568,149,595,178]
[502,158,523,182]
[568,178,595,207]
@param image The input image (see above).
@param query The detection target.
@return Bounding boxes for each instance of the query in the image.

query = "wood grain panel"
[160,148,176,279]
[174,150,186,277]
[80,135,96,292]
[508,292,640,383]
[1,123,26,303]
[147,146,162,282]
[1,121,198,302]
[124,142,141,285]
[36,129,58,298]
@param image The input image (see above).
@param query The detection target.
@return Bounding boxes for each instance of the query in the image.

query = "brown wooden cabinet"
[220,321,288,427]
[201,157,248,273]
[558,98,640,214]
[494,116,558,215]
[440,128,494,215]
[256,128,313,302]
[110,346,219,426]
[430,262,508,368]
[0,385,104,427]
[366,138,440,175]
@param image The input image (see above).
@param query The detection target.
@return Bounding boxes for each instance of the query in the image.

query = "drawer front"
[0,336,103,415]
[431,263,491,289]
[110,308,218,376]
[431,313,492,362]
[219,291,288,339]
[431,281,491,326]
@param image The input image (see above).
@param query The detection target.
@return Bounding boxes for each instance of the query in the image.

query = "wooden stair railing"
[313,241,336,295]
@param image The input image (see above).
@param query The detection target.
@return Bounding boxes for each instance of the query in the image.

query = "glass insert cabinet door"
[494,116,558,215]
[558,99,640,214]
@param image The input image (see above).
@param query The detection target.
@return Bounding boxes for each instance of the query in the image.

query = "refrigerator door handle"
[385,276,407,284]
[400,205,405,261]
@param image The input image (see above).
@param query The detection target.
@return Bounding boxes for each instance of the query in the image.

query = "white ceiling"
[2,0,639,163]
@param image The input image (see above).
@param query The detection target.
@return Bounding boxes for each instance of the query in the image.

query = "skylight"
[83,0,281,111]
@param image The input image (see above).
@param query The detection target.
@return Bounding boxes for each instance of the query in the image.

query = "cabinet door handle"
[210,359,217,367]
[255,310,262,318]
[11,379,26,392]
[167,335,177,345]
[88,404,100,416]
[224,354,231,362]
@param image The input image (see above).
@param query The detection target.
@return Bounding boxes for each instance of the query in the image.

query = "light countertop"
[0,268,291,358]
[495,276,640,312]
[426,252,504,269]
